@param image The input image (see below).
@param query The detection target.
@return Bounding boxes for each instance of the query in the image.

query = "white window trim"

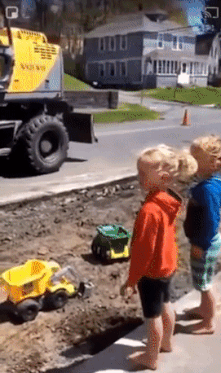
[154,60,178,75]
[153,59,208,76]
[99,37,105,52]
[109,61,116,77]
[109,36,116,51]
[157,33,164,49]
[172,35,178,50]
[120,61,127,76]
[190,62,193,75]
[120,35,127,50]
[99,62,105,77]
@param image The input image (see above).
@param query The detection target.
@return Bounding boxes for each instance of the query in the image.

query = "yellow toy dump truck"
[0,259,93,322]
[0,2,96,174]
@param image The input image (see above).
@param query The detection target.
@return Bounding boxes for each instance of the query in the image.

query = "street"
[0,95,221,205]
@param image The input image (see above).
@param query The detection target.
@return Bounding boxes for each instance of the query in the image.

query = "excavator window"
[0,55,5,78]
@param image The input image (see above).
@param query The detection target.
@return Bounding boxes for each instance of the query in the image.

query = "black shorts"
[137,276,172,318]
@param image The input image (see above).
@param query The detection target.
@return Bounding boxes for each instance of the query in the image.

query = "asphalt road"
[0,93,220,206]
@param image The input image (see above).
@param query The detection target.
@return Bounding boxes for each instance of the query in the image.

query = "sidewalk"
[68,272,221,373]
[74,92,186,115]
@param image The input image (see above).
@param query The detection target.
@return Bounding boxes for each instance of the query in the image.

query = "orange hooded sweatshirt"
[127,189,182,287]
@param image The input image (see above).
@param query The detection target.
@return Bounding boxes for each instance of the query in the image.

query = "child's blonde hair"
[178,148,199,181]
[138,144,198,182]
[191,135,221,159]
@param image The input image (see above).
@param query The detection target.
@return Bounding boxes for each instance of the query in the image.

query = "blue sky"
[175,0,205,33]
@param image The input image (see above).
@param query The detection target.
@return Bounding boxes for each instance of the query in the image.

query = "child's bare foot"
[160,341,173,352]
[127,350,158,370]
[141,338,172,353]
[184,306,204,319]
[186,320,215,335]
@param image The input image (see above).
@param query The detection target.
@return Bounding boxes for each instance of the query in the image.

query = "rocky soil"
[0,178,220,373]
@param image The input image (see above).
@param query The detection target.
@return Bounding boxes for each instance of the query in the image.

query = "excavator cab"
[0,45,14,93]
[0,2,14,97]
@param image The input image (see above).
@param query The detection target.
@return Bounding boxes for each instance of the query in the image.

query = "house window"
[175,61,178,73]
[120,61,127,76]
[171,61,174,74]
[158,34,164,48]
[195,63,197,74]
[163,60,166,73]
[190,62,193,74]
[194,63,197,74]
[172,36,177,49]
[120,35,127,50]
[158,60,162,73]
[99,37,105,51]
[109,62,115,76]
[182,63,186,73]
[167,61,170,73]
[153,60,157,73]
[99,63,105,77]
[109,36,115,51]
[179,36,183,50]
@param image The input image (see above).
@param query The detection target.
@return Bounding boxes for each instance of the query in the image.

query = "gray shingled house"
[83,10,213,89]
[195,32,221,86]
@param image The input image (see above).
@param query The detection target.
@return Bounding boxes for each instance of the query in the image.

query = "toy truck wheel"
[16,299,40,322]
[48,290,68,309]
[91,235,100,258]
[24,115,69,174]
[100,243,111,262]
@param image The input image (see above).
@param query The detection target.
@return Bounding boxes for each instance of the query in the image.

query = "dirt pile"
[0,178,219,373]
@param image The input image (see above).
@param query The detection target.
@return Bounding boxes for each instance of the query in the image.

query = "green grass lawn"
[64,74,91,91]
[142,87,221,105]
[93,103,160,123]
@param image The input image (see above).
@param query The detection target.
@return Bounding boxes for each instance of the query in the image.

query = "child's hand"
[191,245,204,259]
[120,282,136,301]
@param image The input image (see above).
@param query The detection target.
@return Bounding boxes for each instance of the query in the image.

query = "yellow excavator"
[0,1,96,174]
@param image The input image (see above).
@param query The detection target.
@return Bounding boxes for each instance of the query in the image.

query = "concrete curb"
[66,272,221,373]
[0,172,138,207]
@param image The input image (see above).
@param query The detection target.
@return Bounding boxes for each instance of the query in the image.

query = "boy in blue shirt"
[184,135,221,334]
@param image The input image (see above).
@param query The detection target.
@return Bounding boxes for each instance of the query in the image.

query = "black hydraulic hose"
[0,0,13,46]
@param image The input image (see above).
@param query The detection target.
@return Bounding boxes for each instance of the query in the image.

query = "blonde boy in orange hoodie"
[120,145,198,370]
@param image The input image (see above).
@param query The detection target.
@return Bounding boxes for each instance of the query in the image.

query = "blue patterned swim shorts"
[190,233,221,291]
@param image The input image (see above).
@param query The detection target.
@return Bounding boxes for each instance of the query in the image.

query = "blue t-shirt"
[184,173,221,250]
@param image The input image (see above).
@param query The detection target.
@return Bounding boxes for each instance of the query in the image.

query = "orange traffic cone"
[182,109,190,126]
